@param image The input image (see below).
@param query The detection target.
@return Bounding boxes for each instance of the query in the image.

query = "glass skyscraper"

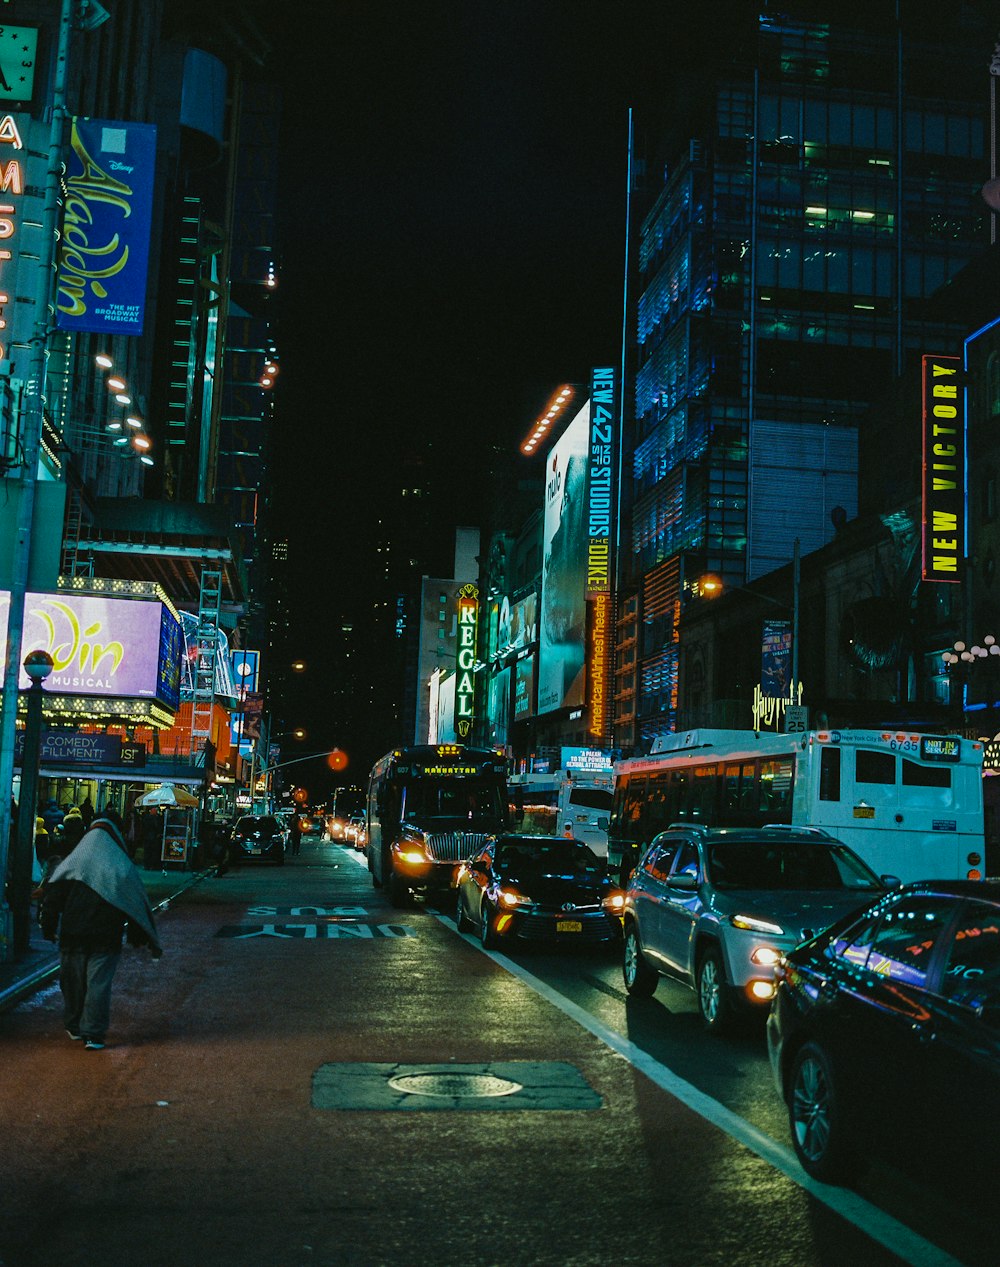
[618,2,990,749]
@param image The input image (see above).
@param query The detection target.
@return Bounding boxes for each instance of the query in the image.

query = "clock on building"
[0,25,38,104]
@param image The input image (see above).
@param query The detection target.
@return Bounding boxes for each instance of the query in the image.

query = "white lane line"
[435,914,965,1267]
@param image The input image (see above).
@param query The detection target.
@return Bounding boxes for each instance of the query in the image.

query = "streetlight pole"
[11,650,54,956]
[0,0,73,962]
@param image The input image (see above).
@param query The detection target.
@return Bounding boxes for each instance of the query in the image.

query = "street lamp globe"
[23,649,53,682]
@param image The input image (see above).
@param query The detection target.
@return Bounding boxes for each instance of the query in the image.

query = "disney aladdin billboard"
[0,590,181,708]
[55,118,157,336]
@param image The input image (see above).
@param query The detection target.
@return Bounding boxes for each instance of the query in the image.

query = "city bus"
[608,728,985,885]
[508,770,614,858]
[366,744,508,906]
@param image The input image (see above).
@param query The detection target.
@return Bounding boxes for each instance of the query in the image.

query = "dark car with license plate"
[767,879,1000,1184]
[230,815,286,865]
[455,834,625,949]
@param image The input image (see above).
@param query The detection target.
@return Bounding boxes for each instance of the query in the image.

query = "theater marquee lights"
[455,583,479,739]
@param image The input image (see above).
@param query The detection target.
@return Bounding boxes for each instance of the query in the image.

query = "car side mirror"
[668,873,698,890]
[880,874,903,889]
[467,859,488,874]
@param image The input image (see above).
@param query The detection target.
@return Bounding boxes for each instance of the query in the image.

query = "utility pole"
[0,0,73,961]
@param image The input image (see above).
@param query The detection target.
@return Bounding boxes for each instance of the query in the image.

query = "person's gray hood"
[48,816,161,952]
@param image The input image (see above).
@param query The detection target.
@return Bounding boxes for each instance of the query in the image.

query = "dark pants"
[60,947,120,1041]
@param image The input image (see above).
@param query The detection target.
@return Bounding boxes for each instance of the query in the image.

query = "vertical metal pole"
[792,537,801,699]
[12,677,46,955]
[0,0,73,961]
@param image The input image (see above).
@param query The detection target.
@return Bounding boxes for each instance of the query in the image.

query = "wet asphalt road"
[0,838,992,1267]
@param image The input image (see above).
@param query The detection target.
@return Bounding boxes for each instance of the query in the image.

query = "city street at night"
[0,836,993,1267]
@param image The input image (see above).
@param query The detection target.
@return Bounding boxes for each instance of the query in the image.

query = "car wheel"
[480,901,499,949]
[456,893,473,932]
[622,922,657,997]
[788,1041,854,1183]
[696,946,736,1032]
[387,869,409,908]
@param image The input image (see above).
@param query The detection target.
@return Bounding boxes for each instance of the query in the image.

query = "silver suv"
[622,825,888,1031]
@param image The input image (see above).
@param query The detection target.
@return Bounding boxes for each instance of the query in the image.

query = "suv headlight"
[730,913,785,936]
[499,887,531,908]
[602,891,626,914]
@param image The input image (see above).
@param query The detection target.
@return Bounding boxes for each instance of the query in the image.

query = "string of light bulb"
[95,352,154,465]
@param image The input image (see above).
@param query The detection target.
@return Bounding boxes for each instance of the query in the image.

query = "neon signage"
[455,584,479,739]
[586,366,616,596]
[921,354,965,583]
[0,114,24,364]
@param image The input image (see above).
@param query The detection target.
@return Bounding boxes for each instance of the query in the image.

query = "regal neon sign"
[455,584,479,740]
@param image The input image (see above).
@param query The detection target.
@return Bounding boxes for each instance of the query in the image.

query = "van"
[508,771,613,858]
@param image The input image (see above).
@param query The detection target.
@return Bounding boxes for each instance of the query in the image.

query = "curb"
[0,868,217,1015]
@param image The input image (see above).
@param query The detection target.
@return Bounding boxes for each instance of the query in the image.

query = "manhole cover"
[387,1071,523,1099]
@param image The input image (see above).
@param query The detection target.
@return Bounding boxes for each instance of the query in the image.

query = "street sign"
[784,705,809,733]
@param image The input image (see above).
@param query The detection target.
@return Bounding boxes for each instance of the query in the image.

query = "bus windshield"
[400,780,506,827]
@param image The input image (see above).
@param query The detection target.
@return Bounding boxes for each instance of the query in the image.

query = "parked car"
[622,825,888,1030]
[345,814,366,850]
[768,879,1000,1183]
[455,833,625,949]
[230,815,286,865]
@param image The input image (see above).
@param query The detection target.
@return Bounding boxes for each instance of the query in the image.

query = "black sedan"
[230,815,286,865]
[767,879,1000,1184]
[455,834,625,949]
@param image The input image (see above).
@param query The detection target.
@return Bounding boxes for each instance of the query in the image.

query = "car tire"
[387,869,409,908]
[696,946,736,1032]
[623,922,658,997]
[456,894,473,932]
[480,901,499,950]
[788,1041,855,1183]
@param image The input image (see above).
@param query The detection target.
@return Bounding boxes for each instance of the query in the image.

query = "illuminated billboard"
[538,402,589,714]
[55,118,157,336]
[487,666,511,747]
[921,354,965,583]
[0,589,181,705]
[514,654,535,720]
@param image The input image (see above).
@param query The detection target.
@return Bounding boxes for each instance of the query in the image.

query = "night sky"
[266,2,744,775]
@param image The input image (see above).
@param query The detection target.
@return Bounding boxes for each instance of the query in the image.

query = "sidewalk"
[0,866,216,1015]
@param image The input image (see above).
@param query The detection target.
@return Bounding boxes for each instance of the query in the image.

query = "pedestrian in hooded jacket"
[58,805,86,854]
[40,807,163,1050]
[41,798,63,835]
